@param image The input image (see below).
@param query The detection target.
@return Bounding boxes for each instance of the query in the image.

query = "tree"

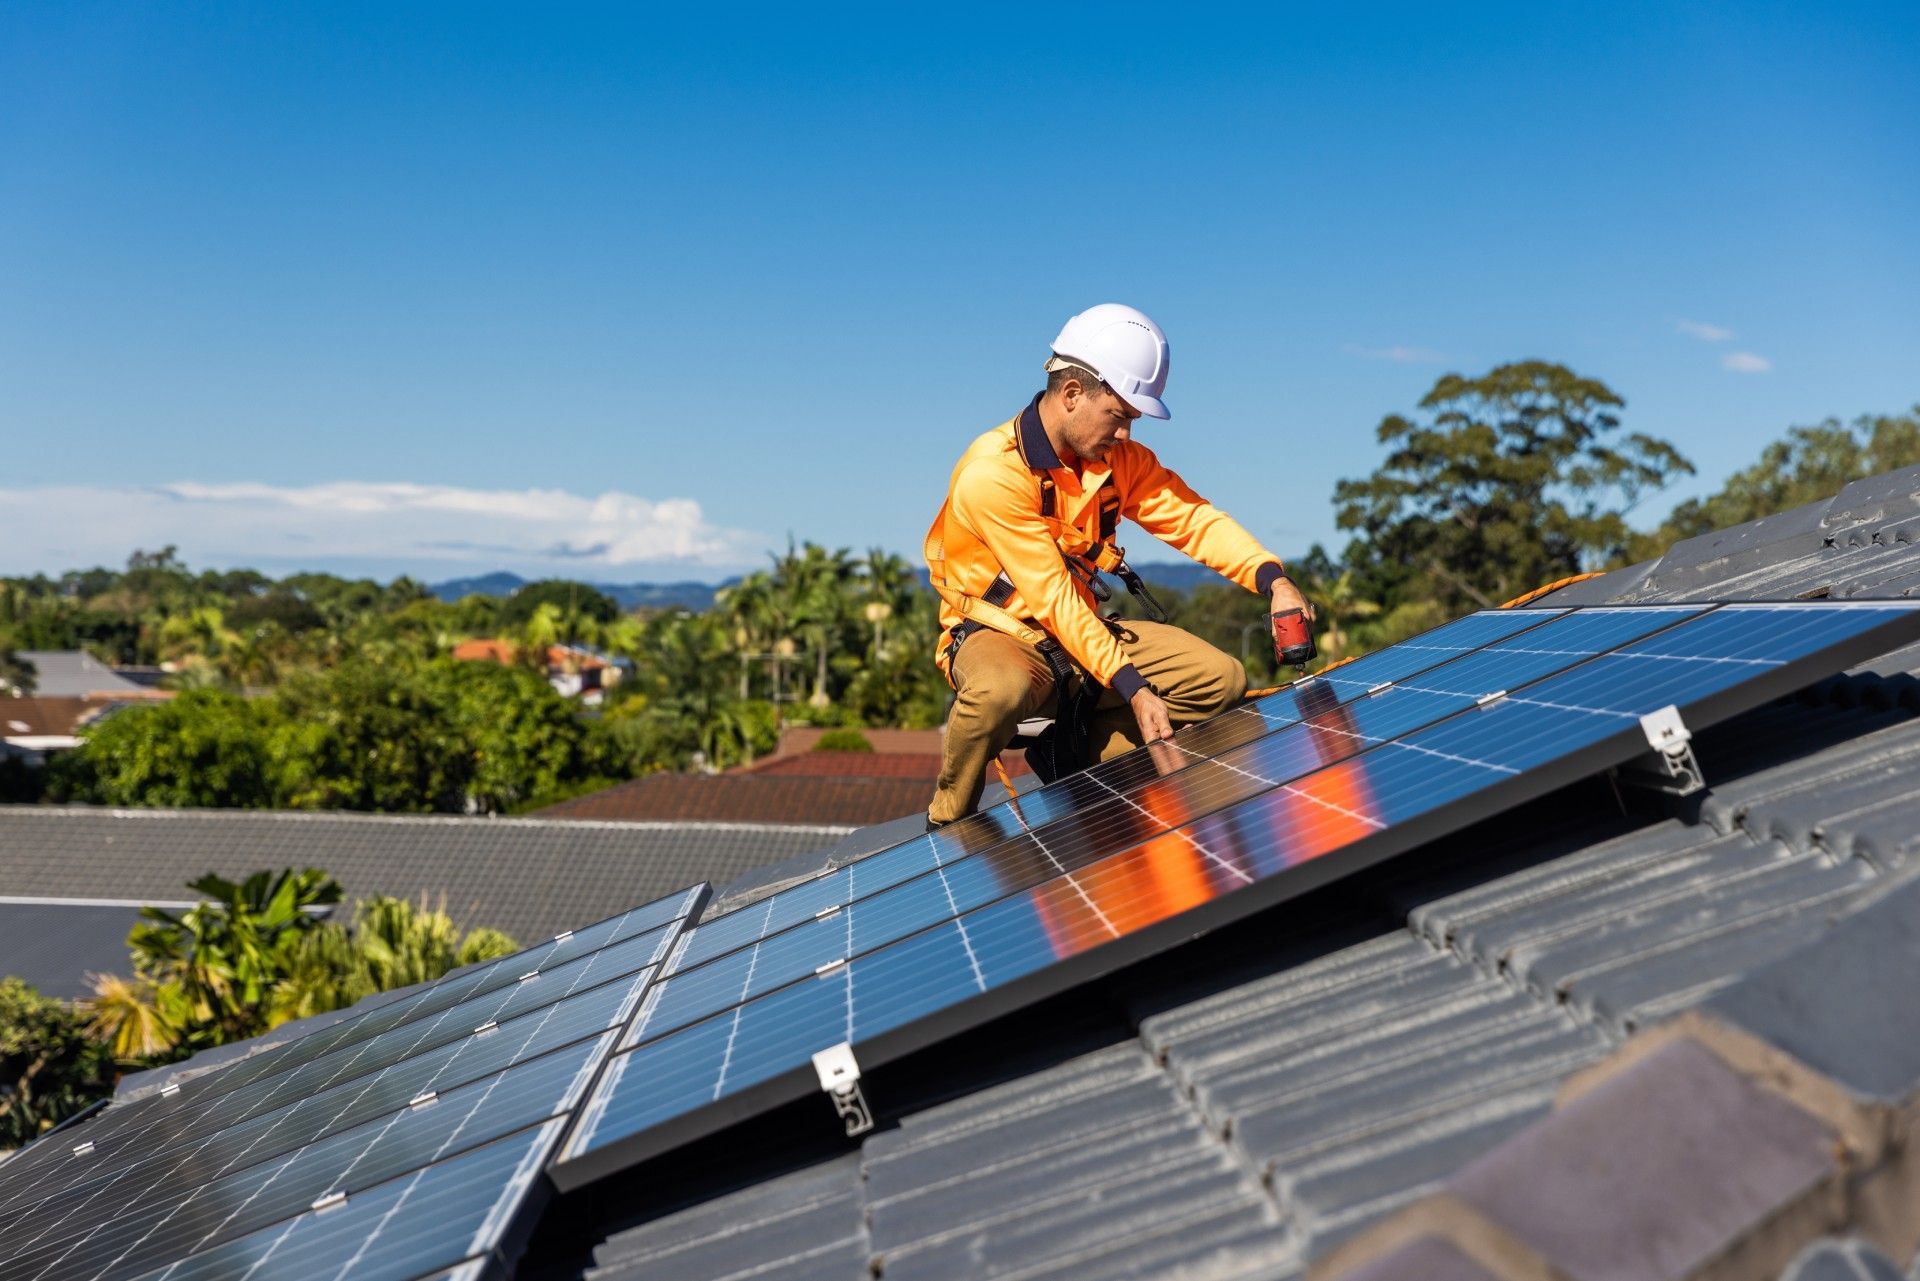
[88,869,343,1059]
[1334,361,1693,615]
[271,894,518,1023]
[771,541,858,709]
[497,580,619,633]
[1644,406,1920,551]
[1,979,118,1150]
[50,690,276,808]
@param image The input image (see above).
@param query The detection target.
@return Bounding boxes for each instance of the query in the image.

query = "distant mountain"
[428,572,730,612]
[1127,561,1228,593]
[429,561,1223,615]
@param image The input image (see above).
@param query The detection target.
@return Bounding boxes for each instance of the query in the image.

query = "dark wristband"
[1112,664,1150,703]
[1255,562,1289,595]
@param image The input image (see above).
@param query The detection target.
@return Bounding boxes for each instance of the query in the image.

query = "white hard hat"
[1049,303,1171,419]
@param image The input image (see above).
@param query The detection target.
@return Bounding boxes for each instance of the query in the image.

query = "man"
[924,303,1314,827]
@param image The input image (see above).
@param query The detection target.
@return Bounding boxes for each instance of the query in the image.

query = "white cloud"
[1722,351,1772,374]
[1342,343,1445,364]
[0,480,761,575]
[1676,319,1734,343]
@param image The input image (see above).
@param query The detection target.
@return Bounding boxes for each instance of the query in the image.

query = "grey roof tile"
[1778,1239,1906,1281]
[1706,872,1920,1105]
[589,1154,863,1280]
[1281,1093,1560,1257]
[1446,1039,1837,1281]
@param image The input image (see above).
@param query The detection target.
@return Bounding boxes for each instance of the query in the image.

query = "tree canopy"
[1333,361,1694,614]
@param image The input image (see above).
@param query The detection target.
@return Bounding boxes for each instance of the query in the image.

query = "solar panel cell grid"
[124,1119,561,1281]
[2,1036,607,1281]
[0,972,649,1231]
[555,604,1920,1183]
[0,884,710,1281]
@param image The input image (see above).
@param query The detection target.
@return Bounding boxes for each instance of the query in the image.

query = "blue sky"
[3,2,1915,583]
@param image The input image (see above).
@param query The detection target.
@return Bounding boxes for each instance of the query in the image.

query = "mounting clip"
[1618,705,1704,797]
[811,1042,874,1138]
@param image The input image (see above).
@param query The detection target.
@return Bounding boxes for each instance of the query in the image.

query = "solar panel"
[551,602,1920,1187]
[0,884,708,1281]
[635,607,1705,1042]
[670,607,1582,972]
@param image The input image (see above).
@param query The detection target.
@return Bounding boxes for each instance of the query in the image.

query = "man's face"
[1062,380,1141,463]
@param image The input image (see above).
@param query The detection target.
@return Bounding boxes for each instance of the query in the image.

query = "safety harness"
[925,413,1171,781]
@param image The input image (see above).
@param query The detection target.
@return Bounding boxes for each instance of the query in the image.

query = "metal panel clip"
[1618,704,1705,796]
[811,1042,874,1138]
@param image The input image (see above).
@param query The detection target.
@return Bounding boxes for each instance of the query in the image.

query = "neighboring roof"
[736,751,1031,780]
[532,774,940,827]
[451,639,617,669]
[0,807,846,947]
[0,696,126,742]
[768,727,949,757]
[572,466,1920,1280]
[0,898,193,1000]
[13,650,152,698]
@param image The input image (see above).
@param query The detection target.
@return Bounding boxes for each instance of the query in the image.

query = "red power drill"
[1270,607,1318,674]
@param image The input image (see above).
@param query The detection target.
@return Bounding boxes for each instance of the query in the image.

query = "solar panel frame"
[550,601,1920,1189]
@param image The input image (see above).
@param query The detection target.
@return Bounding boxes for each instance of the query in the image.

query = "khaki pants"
[929,620,1248,824]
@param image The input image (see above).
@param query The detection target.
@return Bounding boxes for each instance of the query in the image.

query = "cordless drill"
[1270,607,1318,673]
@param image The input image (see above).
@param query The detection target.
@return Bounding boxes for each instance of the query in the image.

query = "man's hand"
[1270,575,1316,622]
[1130,687,1175,744]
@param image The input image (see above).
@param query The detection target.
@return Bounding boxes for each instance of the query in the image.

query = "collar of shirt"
[1016,393,1112,498]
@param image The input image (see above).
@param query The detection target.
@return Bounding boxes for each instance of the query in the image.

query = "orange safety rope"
[992,758,1017,794]
[1498,571,1606,610]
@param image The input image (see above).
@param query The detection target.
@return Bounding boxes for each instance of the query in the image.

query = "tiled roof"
[532,774,937,827]
[0,696,123,740]
[13,651,152,698]
[768,727,949,756]
[737,751,1031,780]
[577,464,1920,1280]
[0,807,845,951]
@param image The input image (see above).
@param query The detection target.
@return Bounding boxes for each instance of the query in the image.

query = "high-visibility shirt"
[926,395,1286,700]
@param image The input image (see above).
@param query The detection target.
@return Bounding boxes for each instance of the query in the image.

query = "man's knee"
[1171,640,1246,718]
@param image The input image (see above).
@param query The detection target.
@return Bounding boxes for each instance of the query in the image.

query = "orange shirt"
[927,396,1284,697]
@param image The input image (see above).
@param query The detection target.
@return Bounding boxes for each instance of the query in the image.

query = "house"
[0,696,136,764]
[11,650,158,698]
[451,639,634,704]
[12,464,1920,1279]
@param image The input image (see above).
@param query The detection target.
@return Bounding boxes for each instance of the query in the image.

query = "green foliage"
[498,579,619,629]
[814,728,875,752]
[272,895,518,1023]
[50,690,276,807]
[52,658,611,814]
[1334,361,1694,614]
[90,870,343,1059]
[1643,407,1920,552]
[0,978,118,1150]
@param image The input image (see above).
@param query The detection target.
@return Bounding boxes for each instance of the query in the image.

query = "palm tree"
[772,541,856,709]
[715,571,782,700]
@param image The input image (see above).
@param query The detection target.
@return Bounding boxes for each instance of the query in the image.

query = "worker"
[924,303,1315,828]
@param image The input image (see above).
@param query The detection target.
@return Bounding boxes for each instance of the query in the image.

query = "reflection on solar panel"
[0,885,706,1281]
[551,603,1920,1187]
